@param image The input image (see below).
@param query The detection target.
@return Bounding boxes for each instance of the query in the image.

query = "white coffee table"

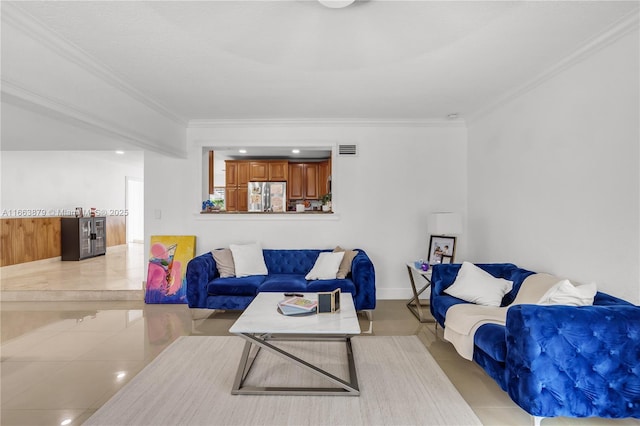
[229,292,361,396]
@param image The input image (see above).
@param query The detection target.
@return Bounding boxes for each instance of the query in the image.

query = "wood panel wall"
[0,217,61,266]
[0,216,127,267]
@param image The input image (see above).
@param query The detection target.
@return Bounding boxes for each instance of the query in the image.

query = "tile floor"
[1,245,637,426]
[1,244,145,301]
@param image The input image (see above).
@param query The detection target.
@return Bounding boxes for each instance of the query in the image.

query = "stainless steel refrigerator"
[247,182,287,212]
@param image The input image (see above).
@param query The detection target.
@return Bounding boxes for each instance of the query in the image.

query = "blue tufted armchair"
[506,304,640,423]
[430,262,640,423]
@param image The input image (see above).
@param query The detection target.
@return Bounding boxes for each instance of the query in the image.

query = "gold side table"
[406,262,434,323]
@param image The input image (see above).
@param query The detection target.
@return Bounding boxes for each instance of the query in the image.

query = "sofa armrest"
[351,250,376,311]
[505,304,640,418]
[186,252,218,308]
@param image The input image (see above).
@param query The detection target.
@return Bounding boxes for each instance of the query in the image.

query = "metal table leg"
[406,264,434,323]
[231,334,360,396]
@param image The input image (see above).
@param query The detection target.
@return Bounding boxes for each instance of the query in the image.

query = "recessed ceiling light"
[292,149,300,154]
[115,150,125,155]
[238,149,247,154]
[116,371,126,380]
[61,419,72,426]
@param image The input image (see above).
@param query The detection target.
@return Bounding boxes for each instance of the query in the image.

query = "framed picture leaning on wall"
[428,235,457,265]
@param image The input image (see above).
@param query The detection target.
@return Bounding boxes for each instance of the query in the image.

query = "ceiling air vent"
[338,144,357,156]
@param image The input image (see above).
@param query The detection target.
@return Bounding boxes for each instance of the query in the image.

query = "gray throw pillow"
[333,246,358,279]
[212,248,235,277]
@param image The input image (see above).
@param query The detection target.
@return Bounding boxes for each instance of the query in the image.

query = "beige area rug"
[85,335,481,426]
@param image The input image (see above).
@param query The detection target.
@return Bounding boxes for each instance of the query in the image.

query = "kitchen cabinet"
[225,187,248,212]
[249,161,288,181]
[225,161,250,187]
[237,187,248,211]
[288,162,319,200]
[288,163,304,199]
[268,161,288,181]
[318,159,331,196]
[305,163,319,199]
[249,162,269,181]
[225,162,238,187]
[226,187,238,211]
[61,217,106,260]
[225,161,250,211]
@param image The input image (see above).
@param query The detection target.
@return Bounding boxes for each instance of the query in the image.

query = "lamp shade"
[428,212,462,236]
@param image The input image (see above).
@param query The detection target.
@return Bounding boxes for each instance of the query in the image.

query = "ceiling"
[7,1,640,121]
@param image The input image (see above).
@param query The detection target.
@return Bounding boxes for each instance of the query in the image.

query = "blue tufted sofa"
[430,263,640,422]
[186,248,376,312]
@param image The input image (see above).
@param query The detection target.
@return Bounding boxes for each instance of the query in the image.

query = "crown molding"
[188,118,467,128]
[2,3,188,127]
[2,79,186,158]
[466,8,640,123]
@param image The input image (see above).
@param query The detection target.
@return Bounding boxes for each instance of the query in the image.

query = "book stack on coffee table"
[277,296,318,316]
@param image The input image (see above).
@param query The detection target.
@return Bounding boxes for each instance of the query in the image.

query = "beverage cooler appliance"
[61,216,107,260]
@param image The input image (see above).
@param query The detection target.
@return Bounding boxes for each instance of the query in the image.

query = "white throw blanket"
[443,273,561,360]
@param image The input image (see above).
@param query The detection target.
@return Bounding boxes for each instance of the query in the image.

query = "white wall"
[467,29,639,303]
[145,123,467,299]
[1,151,143,215]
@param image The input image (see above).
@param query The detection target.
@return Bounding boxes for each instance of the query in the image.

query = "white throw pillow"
[229,243,268,277]
[537,279,597,306]
[305,252,345,280]
[444,261,514,307]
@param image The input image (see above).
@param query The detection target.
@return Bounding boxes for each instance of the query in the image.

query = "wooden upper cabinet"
[249,161,288,181]
[288,163,305,199]
[225,161,238,187]
[225,161,250,211]
[269,161,288,181]
[238,162,250,185]
[304,163,319,199]
[249,162,268,181]
[288,162,319,200]
[318,160,331,196]
[225,161,250,186]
